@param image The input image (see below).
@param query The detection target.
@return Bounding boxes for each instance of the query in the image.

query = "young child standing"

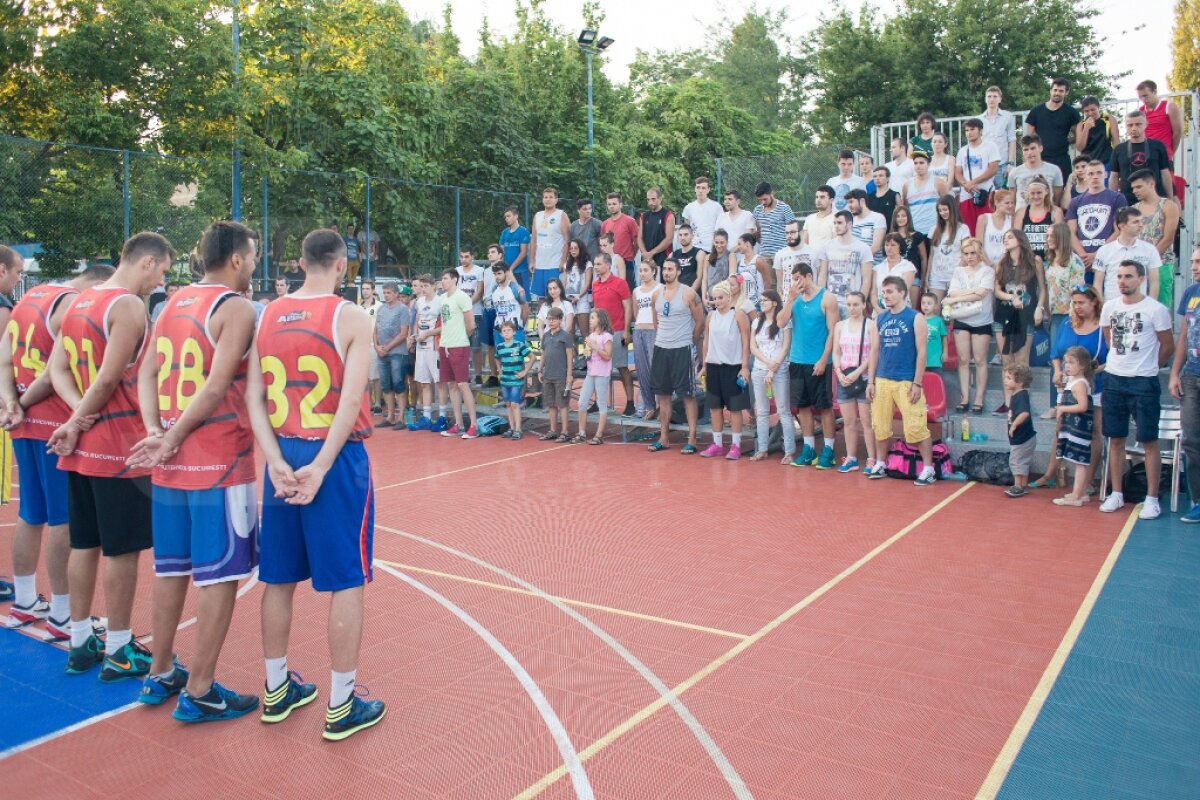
[1053,346,1096,506]
[537,307,575,441]
[1004,364,1036,497]
[920,291,947,372]
[573,309,613,445]
[495,320,531,439]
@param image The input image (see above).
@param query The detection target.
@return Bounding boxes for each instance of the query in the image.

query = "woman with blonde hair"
[698,280,752,460]
[976,188,1014,267]
[944,237,995,413]
[1013,176,1062,264]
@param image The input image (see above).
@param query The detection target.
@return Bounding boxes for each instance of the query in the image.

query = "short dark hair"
[815,185,835,200]
[0,245,19,270]
[576,198,592,209]
[487,242,502,254]
[122,232,176,267]
[1072,155,1091,166]
[1020,134,1042,148]
[791,262,814,278]
[834,209,854,224]
[198,221,256,274]
[964,118,983,131]
[600,232,615,244]
[845,188,868,202]
[1080,95,1101,109]
[78,264,115,281]
[504,206,519,217]
[542,186,558,196]
[754,182,772,197]
[838,149,855,161]
[1128,168,1157,185]
[1051,76,1070,90]
[891,137,908,151]
[1118,258,1146,277]
[300,229,345,271]
[882,275,908,293]
[873,166,891,178]
[605,192,622,202]
[694,175,711,186]
[499,319,518,332]
[460,245,473,255]
[547,306,564,320]
[678,223,693,233]
[1005,364,1033,388]
[1136,79,1157,93]
[440,268,459,281]
[723,189,741,200]
[1115,207,1141,227]
[883,232,905,250]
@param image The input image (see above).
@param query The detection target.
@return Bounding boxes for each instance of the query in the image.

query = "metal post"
[586,49,595,193]
[714,157,722,199]
[364,176,372,280]
[523,194,530,228]
[261,170,269,281]
[454,187,461,258]
[231,0,242,221]
[122,150,131,240]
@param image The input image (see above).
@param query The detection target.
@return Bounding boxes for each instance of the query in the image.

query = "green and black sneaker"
[261,672,318,724]
[322,688,385,742]
[98,640,153,683]
[65,633,105,675]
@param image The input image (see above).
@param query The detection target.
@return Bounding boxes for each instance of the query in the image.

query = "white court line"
[376,562,594,800]
[376,524,753,800]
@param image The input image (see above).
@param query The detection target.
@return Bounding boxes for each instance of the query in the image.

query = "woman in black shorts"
[945,237,996,413]
[698,280,752,460]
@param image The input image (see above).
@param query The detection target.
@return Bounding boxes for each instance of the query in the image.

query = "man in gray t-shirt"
[375,283,413,426]
[569,199,604,260]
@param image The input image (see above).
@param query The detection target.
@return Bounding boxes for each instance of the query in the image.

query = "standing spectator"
[1168,246,1200,521]
[430,270,479,439]
[590,253,635,416]
[500,206,531,293]
[946,237,995,414]
[977,188,1014,267]
[889,206,929,305]
[773,219,814,305]
[858,153,877,193]
[672,224,703,293]
[778,262,840,469]
[1099,261,1174,518]
[827,150,867,212]
[868,166,899,229]
[407,274,448,432]
[637,187,675,274]
[1061,155,1092,210]
[1008,135,1064,208]
[1041,222,1087,416]
[1092,207,1162,303]
[874,233,918,311]
[572,310,613,445]
[865,276,937,485]
[682,176,722,254]
[1109,111,1174,204]
[481,245,504,384]
[455,247,487,385]
[601,193,639,285]
[928,133,954,196]
[529,187,569,300]
[910,112,937,157]
[732,233,770,312]
[598,233,625,293]
[1131,168,1180,309]
[534,278,575,339]
[752,182,796,259]
[698,280,752,460]
[489,261,529,349]
[537,307,575,442]
[926,195,971,300]
[374,283,411,430]
[715,189,758,246]
[901,151,939,236]
[802,185,837,247]
[1003,364,1036,497]
[1013,177,1063,264]
[631,260,660,419]
[1024,77,1082,182]
[1051,347,1098,506]
[920,292,948,374]
[561,238,593,342]
[569,199,603,260]
[817,210,875,312]
[342,223,362,285]
[494,321,531,439]
[883,138,915,187]
[846,189,887,265]
[703,231,733,305]
[274,276,291,299]
[1137,79,1186,203]
[993,229,1046,414]
[954,118,1000,234]
[1067,160,1128,269]
[749,289,795,463]
[1075,96,1121,165]
[832,291,878,472]
[359,280,382,412]
[648,258,704,454]
[979,85,1017,188]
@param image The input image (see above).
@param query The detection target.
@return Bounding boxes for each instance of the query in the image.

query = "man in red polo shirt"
[591,253,635,416]
[601,192,638,286]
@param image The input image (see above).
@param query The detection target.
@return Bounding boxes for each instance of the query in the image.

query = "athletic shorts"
[260,438,374,593]
[13,437,68,526]
[611,330,629,370]
[67,473,153,556]
[789,362,833,411]
[152,483,258,585]
[542,378,567,409]
[870,377,931,444]
[530,269,557,299]
[482,309,497,343]
[414,348,439,384]
[1102,374,1161,442]
[651,345,696,398]
[439,346,471,384]
[705,363,750,412]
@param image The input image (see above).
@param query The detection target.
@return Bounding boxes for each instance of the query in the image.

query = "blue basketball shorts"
[13,437,68,526]
[152,482,259,585]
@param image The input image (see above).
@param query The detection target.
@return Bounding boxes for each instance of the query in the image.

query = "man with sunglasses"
[648,259,704,454]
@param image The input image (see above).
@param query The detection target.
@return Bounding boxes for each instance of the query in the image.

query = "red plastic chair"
[941,331,958,371]
[893,371,947,423]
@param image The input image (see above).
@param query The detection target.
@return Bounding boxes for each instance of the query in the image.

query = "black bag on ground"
[670,390,707,425]
[959,449,1013,485]
[1121,462,1174,504]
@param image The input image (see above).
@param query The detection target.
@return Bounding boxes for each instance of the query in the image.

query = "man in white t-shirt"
[828,150,867,211]
[715,188,757,247]
[1098,260,1174,519]
[979,85,1017,187]
[954,117,1001,235]
[1007,134,1065,207]
[845,189,887,265]
[681,175,722,253]
[1092,207,1161,302]
[883,137,916,187]
[774,219,814,304]
[803,185,837,247]
[455,246,487,384]
[817,210,875,312]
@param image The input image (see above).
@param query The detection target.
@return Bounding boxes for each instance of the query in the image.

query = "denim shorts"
[378,352,409,393]
[501,385,524,405]
[1101,373,1160,442]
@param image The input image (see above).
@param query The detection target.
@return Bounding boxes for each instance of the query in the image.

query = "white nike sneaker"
[1139,497,1161,520]
[1099,493,1125,513]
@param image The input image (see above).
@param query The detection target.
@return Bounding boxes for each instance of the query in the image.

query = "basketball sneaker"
[99,640,153,683]
[173,682,259,723]
[139,663,190,705]
[7,595,49,627]
[323,689,386,741]
[65,634,105,675]
[261,672,318,723]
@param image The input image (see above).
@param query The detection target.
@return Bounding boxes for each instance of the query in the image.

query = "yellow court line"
[375,559,748,640]
[974,506,1140,799]
[515,481,978,799]
[374,444,571,492]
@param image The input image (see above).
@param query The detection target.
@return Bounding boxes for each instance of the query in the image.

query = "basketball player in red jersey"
[125,221,261,720]
[47,232,174,681]
[0,264,113,637]
[247,228,385,740]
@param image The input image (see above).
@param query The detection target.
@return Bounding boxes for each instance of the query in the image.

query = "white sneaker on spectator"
[1139,497,1161,520]
[1099,492,1124,513]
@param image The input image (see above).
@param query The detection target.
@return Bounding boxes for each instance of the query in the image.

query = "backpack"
[1121,461,1175,504]
[959,449,1013,485]
[1029,326,1052,367]
[474,415,511,436]
[883,439,955,479]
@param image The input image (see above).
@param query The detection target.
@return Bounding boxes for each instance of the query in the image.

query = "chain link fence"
[716,145,870,219]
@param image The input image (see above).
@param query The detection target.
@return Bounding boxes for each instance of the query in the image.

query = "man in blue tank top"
[777,262,841,469]
[866,275,937,485]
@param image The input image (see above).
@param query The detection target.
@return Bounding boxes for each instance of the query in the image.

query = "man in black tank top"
[672,224,703,292]
[638,188,674,272]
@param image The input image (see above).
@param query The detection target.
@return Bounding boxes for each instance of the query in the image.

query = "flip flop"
[587,437,604,445]
[647,441,670,452]
[680,443,698,455]
[955,403,969,414]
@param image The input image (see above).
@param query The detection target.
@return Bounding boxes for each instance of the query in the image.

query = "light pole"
[231,0,242,221]
[576,30,614,197]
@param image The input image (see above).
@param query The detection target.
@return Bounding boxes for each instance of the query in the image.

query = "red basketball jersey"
[255,294,373,441]
[152,283,255,489]
[8,284,76,441]
[56,286,149,478]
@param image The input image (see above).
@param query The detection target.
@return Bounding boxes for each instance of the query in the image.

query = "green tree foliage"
[1172,0,1200,93]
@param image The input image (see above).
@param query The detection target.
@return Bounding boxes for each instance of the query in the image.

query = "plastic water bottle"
[961,417,970,442]
[736,375,747,389]
[404,407,414,426]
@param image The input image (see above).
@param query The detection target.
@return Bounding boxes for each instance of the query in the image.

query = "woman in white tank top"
[977,188,1014,267]
[929,132,954,194]
[698,280,752,460]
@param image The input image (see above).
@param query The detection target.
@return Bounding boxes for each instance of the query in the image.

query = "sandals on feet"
[955,402,969,414]
[680,443,698,455]
[539,431,558,441]
[970,404,983,414]
[587,436,603,445]
[647,441,670,452]
[555,433,569,443]
[750,451,768,462]
[570,433,586,444]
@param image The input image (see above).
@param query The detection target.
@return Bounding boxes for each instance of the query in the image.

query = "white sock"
[804,436,815,448]
[1109,491,1124,502]
[105,628,132,656]
[149,667,174,681]
[50,593,70,621]
[265,656,288,692]
[732,431,742,447]
[423,405,432,419]
[713,432,724,445]
[70,618,91,649]
[920,465,935,478]
[438,405,448,418]
[330,669,356,708]
[14,574,35,607]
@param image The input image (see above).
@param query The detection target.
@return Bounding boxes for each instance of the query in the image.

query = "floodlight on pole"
[577,29,597,46]
[577,30,614,196]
